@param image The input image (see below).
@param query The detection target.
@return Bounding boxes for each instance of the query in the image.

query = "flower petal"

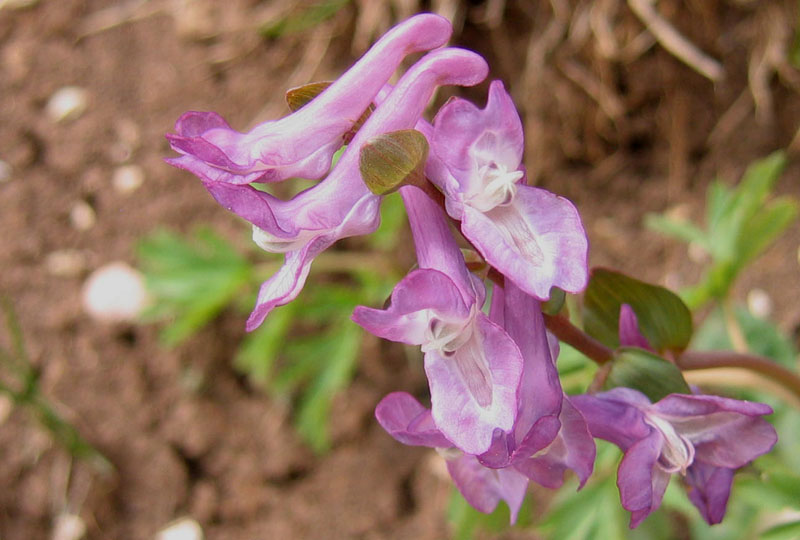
[684,462,734,525]
[167,14,454,184]
[618,304,653,350]
[653,394,777,468]
[571,389,652,451]
[352,269,470,346]
[431,80,523,180]
[425,313,523,455]
[516,396,596,489]
[374,392,453,448]
[460,186,588,299]
[617,429,669,528]
[446,453,529,524]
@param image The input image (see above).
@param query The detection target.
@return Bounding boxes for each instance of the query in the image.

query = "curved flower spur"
[166,13,452,186]
[203,48,488,330]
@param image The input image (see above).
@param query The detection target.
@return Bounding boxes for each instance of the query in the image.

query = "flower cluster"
[167,14,777,528]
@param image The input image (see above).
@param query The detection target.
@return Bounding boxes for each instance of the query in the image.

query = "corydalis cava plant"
[166,13,781,531]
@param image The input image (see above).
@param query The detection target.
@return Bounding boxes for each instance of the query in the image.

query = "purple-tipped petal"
[516,396,596,489]
[684,462,734,525]
[571,390,652,451]
[432,80,523,181]
[446,453,529,524]
[352,269,470,346]
[375,392,453,448]
[617,430,670,528]
[425,313,523,455]
[653,394,777,469]
[460,186,588,299]
[167,14,454,185]
[619,304,653,350]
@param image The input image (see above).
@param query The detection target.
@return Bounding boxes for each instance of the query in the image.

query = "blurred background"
[1,0,799,538]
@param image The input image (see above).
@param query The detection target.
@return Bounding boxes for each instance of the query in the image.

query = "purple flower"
[478,281,596,488]
[354,187,521,455]
[618,303,653,351]
[166,14,453,185]
[375,391,530,523]
[201,48,488,330]
[572,388,777,528]
[427,80,589,300]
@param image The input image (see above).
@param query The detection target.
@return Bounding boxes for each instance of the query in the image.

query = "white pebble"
[52,513,86,540]
[747,288,773,318]
[82,262,148,323]
[45,249,87,277]
[156,518,204,540]
[0,394,12,425]
[687,241,708,264]
[112,165,144,194]
[46,87,88,123]
[0,159,11,183]
[0,0,40,9]
[70,201,96,231]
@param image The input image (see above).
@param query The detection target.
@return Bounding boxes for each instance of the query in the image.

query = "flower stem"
[542,313,613,364]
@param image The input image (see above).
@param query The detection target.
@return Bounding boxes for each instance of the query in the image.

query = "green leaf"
[583,268,693,352]
[359,129,429,195]
[761,521,800,540]
[136,228,252,346]
[605,348,691,402]
[259,0,349,38]
[294,321,362,453]
[542,286,566,316]
[737,197,798,268]
[234,303,298,387]
[691,307,797,367]
[448,488,531,540]
[644,213,709,249]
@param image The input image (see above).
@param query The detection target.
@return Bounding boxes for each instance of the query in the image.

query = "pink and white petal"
[352,269,470,345]
[516,396,596,489]
[375,392,453,448]
[654,395,776,468]
[432,80,523,177]
[684,462,734,525]
[617,430,668,528]
[425,314,523,455]
[446,454,529,524]
[572,391,651,453]
[461,186,588,300]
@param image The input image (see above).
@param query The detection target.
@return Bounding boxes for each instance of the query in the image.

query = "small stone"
[0,0,39,9]
[747,288,773,319]
[0,394,13,425]
[69,201,96,231]
[82,262,148,323]
[52,513,86,540]
[687,241,708,264]
[46,87,88,123]
[45,249,87,277]
[156,517,204,540]
[112,165,144,194]
[0,159,11,183]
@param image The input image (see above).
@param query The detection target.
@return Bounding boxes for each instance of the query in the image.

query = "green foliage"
[447,488,532,540]
[259,0,350,38]
[583,268,693,352]
[646,152,798,309]
[0,296,110,471]
[137,227,252,346]
[605,348,691,402]
[137,193,403,452]
[692,306,798,367]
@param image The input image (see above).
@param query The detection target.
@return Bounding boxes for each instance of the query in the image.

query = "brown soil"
[0,1,798,539]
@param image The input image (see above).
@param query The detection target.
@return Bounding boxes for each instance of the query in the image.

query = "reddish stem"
[543,314,614,365]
